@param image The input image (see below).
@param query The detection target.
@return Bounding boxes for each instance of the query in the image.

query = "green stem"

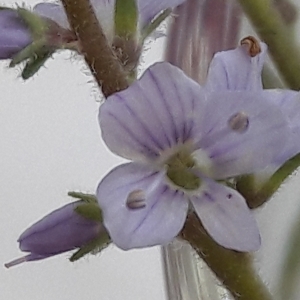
[237,153,300,209]
[238,0,300,90]
[141,9,171,42]
[181,214,272,300]
[60,0,128,97]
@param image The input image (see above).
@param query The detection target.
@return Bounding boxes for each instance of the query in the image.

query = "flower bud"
[5,201,106,268]
[0,9,31,59]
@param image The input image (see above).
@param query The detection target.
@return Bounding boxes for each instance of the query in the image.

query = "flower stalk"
[61,0,128,97]
[237,0,300,90]
[181,213,272,300]
[237,153,300,209]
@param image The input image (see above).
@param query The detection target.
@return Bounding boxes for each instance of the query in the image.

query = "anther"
[240,36,261,57]
[126,190,146,210]
[228,112,249,133]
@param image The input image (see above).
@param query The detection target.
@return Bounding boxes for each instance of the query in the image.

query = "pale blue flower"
[96,61,292,252]
[206,42,300,168]
[0,9,31,59]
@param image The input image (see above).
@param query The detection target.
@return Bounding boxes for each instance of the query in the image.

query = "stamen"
[126,190,146,210]
[5,255,28,268]
[228,112,249,133]
[240,36,261,57]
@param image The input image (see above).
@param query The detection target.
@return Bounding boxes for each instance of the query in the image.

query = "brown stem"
[61,0,128,97]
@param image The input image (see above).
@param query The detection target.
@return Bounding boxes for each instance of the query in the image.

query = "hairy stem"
[61,0,128,97]
[181,214,272,300]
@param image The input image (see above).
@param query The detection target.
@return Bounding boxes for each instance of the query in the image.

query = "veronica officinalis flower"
[96,61,291,252]
[205,38,300,174]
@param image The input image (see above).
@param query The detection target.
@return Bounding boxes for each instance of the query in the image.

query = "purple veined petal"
[99,62,206,161]
[205,42,267,91]
[194,90,289,179]
[33,3,69,29]
[96,162,189,250]
[190,179,260,252]
[18,201,102,255]
[138,0,186,28]
[0,9,31,59]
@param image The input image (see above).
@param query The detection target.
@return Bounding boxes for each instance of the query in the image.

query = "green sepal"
[10,39,52,62]
[75,202,103,222]
[115,0,138,38]
[22,50,53,79]
[16,7,49,38]
[68,191,98,203]
[141,9,171,42]
[9,41,54,79]
[70,232,111,262]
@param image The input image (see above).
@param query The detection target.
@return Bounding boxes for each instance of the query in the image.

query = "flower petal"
[266,90,300,163]
[138,0,185,28]
[19,201,102,255]
[195,90,289,178]
[34,1,114,39]
[96,162,189,250]
[99,62,206,161]
[0,9,31,58]
[205,42,267,91]
[33,3,69,29]
[190,180,260,251]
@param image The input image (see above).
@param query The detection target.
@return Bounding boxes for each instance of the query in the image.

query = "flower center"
[166,150,201,190]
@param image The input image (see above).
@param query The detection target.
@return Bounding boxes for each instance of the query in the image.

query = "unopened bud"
[5,201,106,268]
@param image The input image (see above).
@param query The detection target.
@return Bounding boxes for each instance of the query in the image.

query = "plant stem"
[61,0,128,97]
[237,153,300,209]
[237,0,300,90]
[181,213,273,300]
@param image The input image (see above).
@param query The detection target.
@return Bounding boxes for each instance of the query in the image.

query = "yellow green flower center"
[166,150,201,190]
